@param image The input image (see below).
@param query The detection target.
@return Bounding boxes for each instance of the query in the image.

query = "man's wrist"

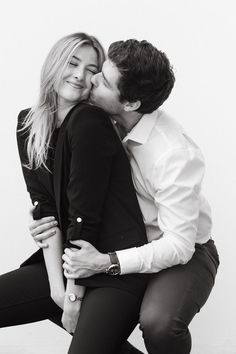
[105,252,121,275]
[98,253,111,273]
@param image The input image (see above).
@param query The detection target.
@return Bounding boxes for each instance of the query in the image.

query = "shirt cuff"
[116,247,142,274]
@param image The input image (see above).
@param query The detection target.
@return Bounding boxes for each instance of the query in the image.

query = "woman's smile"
[66,81,84,90]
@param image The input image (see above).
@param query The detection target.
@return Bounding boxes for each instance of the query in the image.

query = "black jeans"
[136,239,219,354]
[0,263,142,354]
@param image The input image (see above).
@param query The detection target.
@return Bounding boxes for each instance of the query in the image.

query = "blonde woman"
[0,33,148,354]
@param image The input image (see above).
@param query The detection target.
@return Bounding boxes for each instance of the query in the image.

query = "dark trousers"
[0,263,142,354]
[134,239,219,354]
[0,239,219,354]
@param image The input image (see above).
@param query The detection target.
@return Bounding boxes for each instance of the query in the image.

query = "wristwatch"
[68,293,84,302]
[105,252,121,276]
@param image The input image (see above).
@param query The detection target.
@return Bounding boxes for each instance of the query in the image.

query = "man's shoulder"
[150,109,200,152]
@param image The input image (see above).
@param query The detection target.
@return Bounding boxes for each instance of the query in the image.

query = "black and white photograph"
[0,1,235,353]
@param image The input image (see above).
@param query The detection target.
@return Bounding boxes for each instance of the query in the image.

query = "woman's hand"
[62,297,82,334]
[29,204,58,248]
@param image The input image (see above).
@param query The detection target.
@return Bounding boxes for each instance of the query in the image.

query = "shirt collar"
[122,109,158,145]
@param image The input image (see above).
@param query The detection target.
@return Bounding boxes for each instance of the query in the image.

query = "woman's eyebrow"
[72,55,98,69]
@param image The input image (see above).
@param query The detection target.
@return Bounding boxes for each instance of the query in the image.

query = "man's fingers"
[69,240,90,248]
[62,254,73,266]
[64,248,75,259]
[34,229,56,241]
[30,220,58,236]
[64,269,77,279]
[62,262,74,273]
[36,241,48,249]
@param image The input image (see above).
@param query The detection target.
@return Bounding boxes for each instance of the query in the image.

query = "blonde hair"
[20,32,105,170]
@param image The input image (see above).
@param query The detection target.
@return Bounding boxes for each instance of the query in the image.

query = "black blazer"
[17,103,148,297]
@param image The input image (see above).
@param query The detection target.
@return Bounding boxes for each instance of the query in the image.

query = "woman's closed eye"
[87,68,98,75]
[69,61,77,67]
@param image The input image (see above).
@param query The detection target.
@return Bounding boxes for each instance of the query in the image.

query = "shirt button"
[77,217,82,223]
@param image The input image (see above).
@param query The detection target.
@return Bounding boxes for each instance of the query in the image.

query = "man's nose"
[91,73,100,87]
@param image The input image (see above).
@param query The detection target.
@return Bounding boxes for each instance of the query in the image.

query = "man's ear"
[123,100,141,112]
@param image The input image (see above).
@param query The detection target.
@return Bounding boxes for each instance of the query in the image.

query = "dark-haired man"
[41,39,219,354]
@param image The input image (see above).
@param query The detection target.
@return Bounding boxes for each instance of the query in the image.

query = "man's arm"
[117,147,210,274]
[62,147,210,276]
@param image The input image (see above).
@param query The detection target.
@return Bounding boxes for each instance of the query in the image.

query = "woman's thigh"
[68,287,142,354]
[0,263,62,328]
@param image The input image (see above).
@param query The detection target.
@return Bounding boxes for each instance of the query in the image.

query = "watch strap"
[108,252,120,266]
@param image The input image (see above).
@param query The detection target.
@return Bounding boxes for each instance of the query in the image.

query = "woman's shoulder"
[18,108,31,119]
[69,103,110,125]
[17,108,31,127]
[67,103,118,147]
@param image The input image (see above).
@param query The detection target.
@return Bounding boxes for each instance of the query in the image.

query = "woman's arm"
[62,278,85,333]
[17,110,65,307]
[43,227,65,309]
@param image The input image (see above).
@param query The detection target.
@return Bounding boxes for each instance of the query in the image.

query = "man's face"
[90,59,124,115]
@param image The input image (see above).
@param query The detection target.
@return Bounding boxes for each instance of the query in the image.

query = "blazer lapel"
[53,128,65,228]
[53,108,73,226]
[53,103,82,228]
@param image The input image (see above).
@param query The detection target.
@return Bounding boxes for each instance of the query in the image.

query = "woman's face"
[55,44,99,108]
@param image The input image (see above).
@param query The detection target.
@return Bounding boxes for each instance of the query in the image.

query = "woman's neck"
[56,104,75,128]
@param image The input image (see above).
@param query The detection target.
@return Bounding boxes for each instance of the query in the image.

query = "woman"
[0,32,148,354]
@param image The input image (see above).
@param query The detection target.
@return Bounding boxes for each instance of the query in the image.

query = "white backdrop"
[0,1,235,353]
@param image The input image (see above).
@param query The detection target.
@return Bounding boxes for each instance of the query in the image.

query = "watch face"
[69,293,77,302]
[108,264,120,276]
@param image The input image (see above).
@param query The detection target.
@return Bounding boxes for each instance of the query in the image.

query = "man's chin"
[89,91,96,105]
[89,93,101,108]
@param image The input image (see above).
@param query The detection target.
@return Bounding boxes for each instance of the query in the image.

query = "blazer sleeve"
[16,110,58,220]
[65,105,117,247]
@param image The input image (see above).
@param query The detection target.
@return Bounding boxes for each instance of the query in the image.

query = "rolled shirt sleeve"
[117,147,206,274]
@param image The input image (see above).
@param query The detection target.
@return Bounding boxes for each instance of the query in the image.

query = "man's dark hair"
[108,39,175,114]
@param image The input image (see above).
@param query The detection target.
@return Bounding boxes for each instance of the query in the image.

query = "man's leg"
[139,240,219,354]
[68,287,143,354]
[0,263,62,328]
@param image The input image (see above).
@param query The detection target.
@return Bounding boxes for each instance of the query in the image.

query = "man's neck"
[113,111,143,135]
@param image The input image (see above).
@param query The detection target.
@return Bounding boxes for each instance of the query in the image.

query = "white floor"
[0,321,147,354]
[1,320,235,354]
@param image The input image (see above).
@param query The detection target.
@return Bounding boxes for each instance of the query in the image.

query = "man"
[34,40,219,354]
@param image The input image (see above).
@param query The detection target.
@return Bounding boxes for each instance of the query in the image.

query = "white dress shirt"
[116,109,212,274]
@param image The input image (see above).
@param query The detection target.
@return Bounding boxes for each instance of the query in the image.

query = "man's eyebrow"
[101,71,110,86]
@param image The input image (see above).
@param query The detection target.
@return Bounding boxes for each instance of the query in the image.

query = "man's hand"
[29,204,58,248]
[62,240,110,278]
